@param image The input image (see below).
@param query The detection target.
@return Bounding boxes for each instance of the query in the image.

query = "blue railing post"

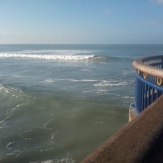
[133,55,163,113]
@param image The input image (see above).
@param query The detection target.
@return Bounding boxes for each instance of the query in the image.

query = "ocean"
[0,44,163,163]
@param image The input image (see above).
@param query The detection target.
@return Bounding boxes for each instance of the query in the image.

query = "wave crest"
[94,80,129,87]
[0,53,96,60]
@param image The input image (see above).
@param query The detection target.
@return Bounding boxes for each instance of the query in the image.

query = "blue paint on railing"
[135,74,163,113]
[134,57,163,113]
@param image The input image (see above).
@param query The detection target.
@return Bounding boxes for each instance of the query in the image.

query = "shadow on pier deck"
[81,95,163,163]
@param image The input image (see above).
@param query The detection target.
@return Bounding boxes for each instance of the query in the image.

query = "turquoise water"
[0,44,163,163]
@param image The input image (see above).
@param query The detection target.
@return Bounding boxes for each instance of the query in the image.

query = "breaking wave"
[0,53,96,60]
[0,49,99,60]
[94,80,130,87]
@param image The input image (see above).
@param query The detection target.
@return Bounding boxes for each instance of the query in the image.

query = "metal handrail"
[133,55,163,113]
[133,55,163,78]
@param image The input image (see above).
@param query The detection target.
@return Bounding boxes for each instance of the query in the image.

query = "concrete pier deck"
[81,95,163,163]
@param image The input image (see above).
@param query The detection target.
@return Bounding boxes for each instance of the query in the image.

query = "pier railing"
[133,55,163,113]
[81,55,163,163]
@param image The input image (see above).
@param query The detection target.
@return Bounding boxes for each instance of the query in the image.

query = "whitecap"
[0,120,4,124]
[12,74,22,78]
[7,141,14,149]
[95,121,103,124]
[6,153,15,156]
[94,80,129,87]
[41,160,53,163]
[122,96,134,99]
[0,53,95,61]
[97,89,108,92]
[51,132,56,140]
[44,79,54,83]
[122,70,135,76]
[71,79,98,82]
[54,158,76,163]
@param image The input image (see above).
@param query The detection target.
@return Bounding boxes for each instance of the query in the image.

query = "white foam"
[97,89,108,92]
[0,84,23,96]
[29,160,53,163]
[12,74,22,78]
[7,141,14,149]
[122,70,135,76]
[94,80,129,87]
[44,79,54,83]
[6,150,21,156]
[51,132,55,140]
[54,158,76,163]
[46,78,98,83]
[6,153,15,156]
[122,96,134,99]
[41,160,53,163]
[95,121,103,124]
[70,79,98,82]
[0,120,3,124]
[0,49,96,60]
[0,53,95,60]
[29,158,75,163]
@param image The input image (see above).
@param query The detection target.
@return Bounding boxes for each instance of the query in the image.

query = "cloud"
[149,0,163,5]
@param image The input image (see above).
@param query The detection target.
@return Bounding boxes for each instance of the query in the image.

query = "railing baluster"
[140,79,143,112]
[133,56,163,113]
[151,88,154,103]
[147,85,150,106]
[145,83,147,109]
[142,79,145,112]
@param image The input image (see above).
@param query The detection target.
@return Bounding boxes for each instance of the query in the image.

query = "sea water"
[0,44,163,163]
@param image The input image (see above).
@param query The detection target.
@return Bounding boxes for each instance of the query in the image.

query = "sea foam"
[0,53,95,60]
[0,49,96,60]
[94,80,129,87]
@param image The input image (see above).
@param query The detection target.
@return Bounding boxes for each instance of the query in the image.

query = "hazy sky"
[0,0,163,44]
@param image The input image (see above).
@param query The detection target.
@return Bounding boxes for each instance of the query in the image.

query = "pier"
[81,55,163,163]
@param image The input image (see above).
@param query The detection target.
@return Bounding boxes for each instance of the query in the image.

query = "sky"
[0,0,163,44]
